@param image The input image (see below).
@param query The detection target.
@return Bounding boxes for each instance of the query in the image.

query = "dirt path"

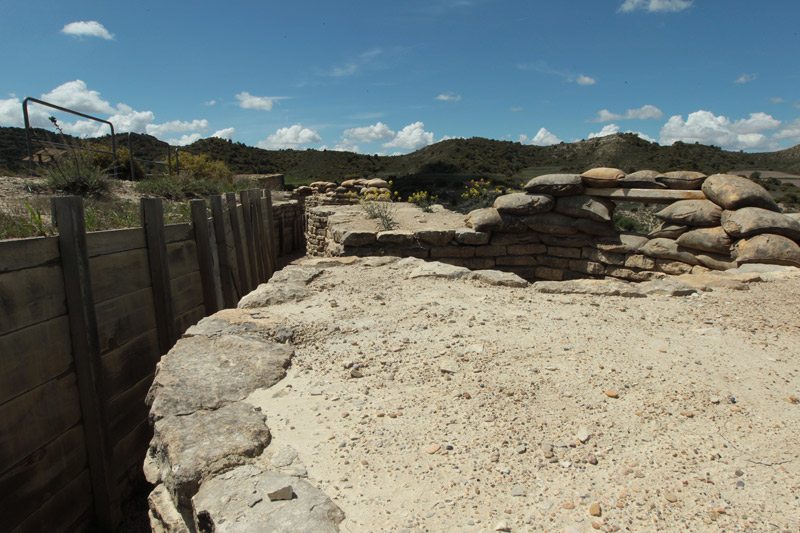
[221,258,800,532]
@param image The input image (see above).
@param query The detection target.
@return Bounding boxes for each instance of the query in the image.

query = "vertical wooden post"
[253,190,273,280]
[226,192,250,296]
[141,198,177,354]
[190,199,219,315]
[210,196,236,308]
[51,196,121,531]
[239,190,261,285]
[262,190,278,272]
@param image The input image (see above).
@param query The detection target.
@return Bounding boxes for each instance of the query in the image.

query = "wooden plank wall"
[0,190,301,532]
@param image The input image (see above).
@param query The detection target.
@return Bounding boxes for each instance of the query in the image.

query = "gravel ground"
[222,257,800,532]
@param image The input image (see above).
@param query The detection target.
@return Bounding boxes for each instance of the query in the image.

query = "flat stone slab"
[532,279,647,297]
[192,465,344,533]
[468,270,529,287]
[146,402,272,508]
[147,334,292,420]
[238,284,311,308]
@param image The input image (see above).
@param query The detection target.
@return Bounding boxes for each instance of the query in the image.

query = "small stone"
[680,411,695,418]
[588,454,598,465]
[267,485,294,501]
[604,390,619,398]
[710,396,721,404]
[350,368,364,378]
[577,426,591,443]
[494,520,511,532]
[245,491,262,507]
[664,491,678,503]
[589,502,602,516]
[425,444,441,455]
[563,502,575,510]
[511,485,526,497]
[516,445,527,454]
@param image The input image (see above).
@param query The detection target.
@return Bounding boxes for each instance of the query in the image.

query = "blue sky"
[1,0,799,155]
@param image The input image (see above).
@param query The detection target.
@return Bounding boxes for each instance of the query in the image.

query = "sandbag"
[554,195,615,222]
[523,174,584,196]
[721,207,800,241]
[494,193,554,215]
[580,167,625,188]
[702,174,779,211]
[640,238,701,265]
[657,171,707,190]
[648,222,687,239]
[655,200,722,227]
[618,170,666,189]
[521,212,579,235]
[465,208,528,233]
[676,226,733,254]
[732,234,800,267]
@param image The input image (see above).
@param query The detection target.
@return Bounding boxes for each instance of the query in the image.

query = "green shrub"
[43,151,110,197]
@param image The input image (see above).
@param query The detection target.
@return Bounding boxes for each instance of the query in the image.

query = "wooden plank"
[107,371,154,446]
[163,222,193,244]
[254,192,273,280]
[226,192,251,296]
[95,287,157,355]
[263,192,278,272]
[240,190,261,285]
[0,315,72,406]
[13,469,93,533]
[112,418,152,482]
[51,196,121,530]
[166,240,199,280]
[585,187,707,204]
[0,426,87,531]
[89,248,151,304]
[86,227,146,258]
[170,270,204,318]
[174,304,205,337]
[0,264,66,336]
[222,211,242,302]
[0,372,82,473]
[141,198,177,355]
[0,235,60,273]
[211,196,236,308]
[101,329,160,404]
[190,199,219,315]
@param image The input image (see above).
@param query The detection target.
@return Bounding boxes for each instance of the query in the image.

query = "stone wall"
[305,170,800,281]
[272,196,306,255]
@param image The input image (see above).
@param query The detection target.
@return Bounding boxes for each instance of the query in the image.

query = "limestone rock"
[147,335,292,420]
[532,278,646,298]
[637,278,699,296]
[238,284,311,308]
[376,230,415,244]
[408,261,471,279]
[523,174,585,197]
[454,228,491,245]
[732,234,800,267]
[721,207,800,241]
[554,195,615,222]
[493,193,554,215]
[521,212,579,235]
[147,402,272,507]
[148,484,191,533]
[414,229,456,246]
[703,174,780,211]
[333,228,376,247]
[580,167,625,188]
[676,226,733,254]
[192,465,344,533]
[655,200,722,227]
[640,238,701,266]
[269,265,323,286]
[468,270,529,287]
[656,171,707,190]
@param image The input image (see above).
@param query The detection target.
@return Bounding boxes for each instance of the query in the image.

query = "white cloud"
[439,135,465,142]
[212,127,235,140]
[0,97,51,127]
[659,110,782,151]
[331,64,358,77]
[591,104,663,122]
[327,48,383,78]
[435,92,462,102]
[40,80,116,114]
[146,119,209,137]
[382,122,434,151]
[343,122,395,142]
[519,128,562,146]
[772,118,800,143]
[204,100,216,106]
[236,91,286,111]
[258,124,322,149]
[735,73,757,84]
[61,21,114,40]
[619,0,692,13]
[165,134,203,146]
[329,140,360,152]
[509,107,524,112]
[769,97,784,103]
[589,124,621,139]
[576,75,596,86]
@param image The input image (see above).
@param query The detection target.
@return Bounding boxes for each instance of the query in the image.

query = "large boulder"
[493,193,554,215]
[656,171,707,190]
[655,200,722,227]
[732,234,800,267]
[676,226,733,254]
[721,207,800,241]
[523,174,584,196]
[554,195,616,222]
[580,167,625,188]
[702,174,780,211]
[147,334,292,420]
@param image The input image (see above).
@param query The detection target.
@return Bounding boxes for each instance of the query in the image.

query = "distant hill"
[2,127,799,188]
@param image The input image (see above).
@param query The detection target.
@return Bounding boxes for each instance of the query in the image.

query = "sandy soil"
[217,258,800,532]
[325,203,468,233]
